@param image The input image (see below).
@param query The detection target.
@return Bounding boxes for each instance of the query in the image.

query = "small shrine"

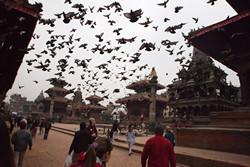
[116,68,168,126]
[166,48,240,124]
[69,87,86,118]
[84,95,107,122]
[40,78,71,118]
[35,90,45,113]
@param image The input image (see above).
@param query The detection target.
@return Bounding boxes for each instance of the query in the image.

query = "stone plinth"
[176,128,250,155]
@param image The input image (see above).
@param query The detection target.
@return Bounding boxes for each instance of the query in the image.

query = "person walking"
[111,120,119,142]
[26,115,32,132]
[39,118,45,135]
[126,125,135,156]
[11,119,32,167]
[43,119,51,140]
[9,114,16,134]
[68,122,92,163]
[141,125,176,167]
[31,119,39,138]
[86,118,98,143]
[164,126,175,147]
[16,115,23,127]
[141,114,144,122]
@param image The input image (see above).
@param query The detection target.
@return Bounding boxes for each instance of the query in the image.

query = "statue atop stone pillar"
[150,67,158,81]
[149,67,158,131]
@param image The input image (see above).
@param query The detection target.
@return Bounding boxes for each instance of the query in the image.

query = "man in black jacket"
[68,122,91,163]
[112,120,119,142]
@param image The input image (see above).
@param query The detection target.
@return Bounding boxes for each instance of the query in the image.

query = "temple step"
[175,127,250,155]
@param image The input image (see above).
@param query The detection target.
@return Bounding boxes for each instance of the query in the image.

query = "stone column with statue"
[149,67,158,132]
[49,91,56,119]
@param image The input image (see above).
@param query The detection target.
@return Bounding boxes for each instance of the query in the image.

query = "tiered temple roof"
[126,80,165,92]
[116,92,168,103]
[116,79,168,104]
[40,78,71,116]
[41,96,70,103]
[86,95,104,101]
[84,95,107,111]
[45,87,70,95]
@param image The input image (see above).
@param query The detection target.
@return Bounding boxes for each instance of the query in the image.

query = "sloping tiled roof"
[116,92,168,103]
[45,87,70,94]
[83,104,107,111]
[0,0,41,103]
[188,10,250,72]
[86,95,103,101]
[188,11,250,40]
[126,80,165,90]
[41,96,70,103]
[2,0,42,16]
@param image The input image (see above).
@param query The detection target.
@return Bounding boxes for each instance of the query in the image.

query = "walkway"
[10,123,186,167]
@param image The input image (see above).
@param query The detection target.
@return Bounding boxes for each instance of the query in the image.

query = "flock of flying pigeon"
[17,0,219,102]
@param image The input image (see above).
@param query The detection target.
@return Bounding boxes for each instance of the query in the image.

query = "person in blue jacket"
[164,126,175,147]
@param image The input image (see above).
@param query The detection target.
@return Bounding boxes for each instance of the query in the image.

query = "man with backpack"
[43,119,51,140]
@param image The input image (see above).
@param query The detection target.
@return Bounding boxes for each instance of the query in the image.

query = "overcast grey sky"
[5,0,239,105]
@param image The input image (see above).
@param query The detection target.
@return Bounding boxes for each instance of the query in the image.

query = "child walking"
[70,137,113,167]
[126,125,135,156]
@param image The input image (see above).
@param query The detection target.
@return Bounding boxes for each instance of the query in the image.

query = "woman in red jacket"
[71,137,113,167]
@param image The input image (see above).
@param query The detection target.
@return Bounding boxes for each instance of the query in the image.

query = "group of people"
[2,113,176,167]
[1,116,33,167]
[2,114,53,167]
[68,117,113,167]
[9,114,52,139]
[68,118,176,167]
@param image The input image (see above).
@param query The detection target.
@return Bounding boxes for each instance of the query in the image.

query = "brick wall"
[176,128,250,155]
[90,112,100,122]
[211,112,250,126]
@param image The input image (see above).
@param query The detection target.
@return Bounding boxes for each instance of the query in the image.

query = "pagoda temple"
[116,68,168,125]
[0,0,42,107]
[84,95,107,122]
[166,48,240,124]
[187,1,250,126]
[40,78,71,118]
[187,0,250,106]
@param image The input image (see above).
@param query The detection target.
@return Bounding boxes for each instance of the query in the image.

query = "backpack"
[45,122,51,129]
